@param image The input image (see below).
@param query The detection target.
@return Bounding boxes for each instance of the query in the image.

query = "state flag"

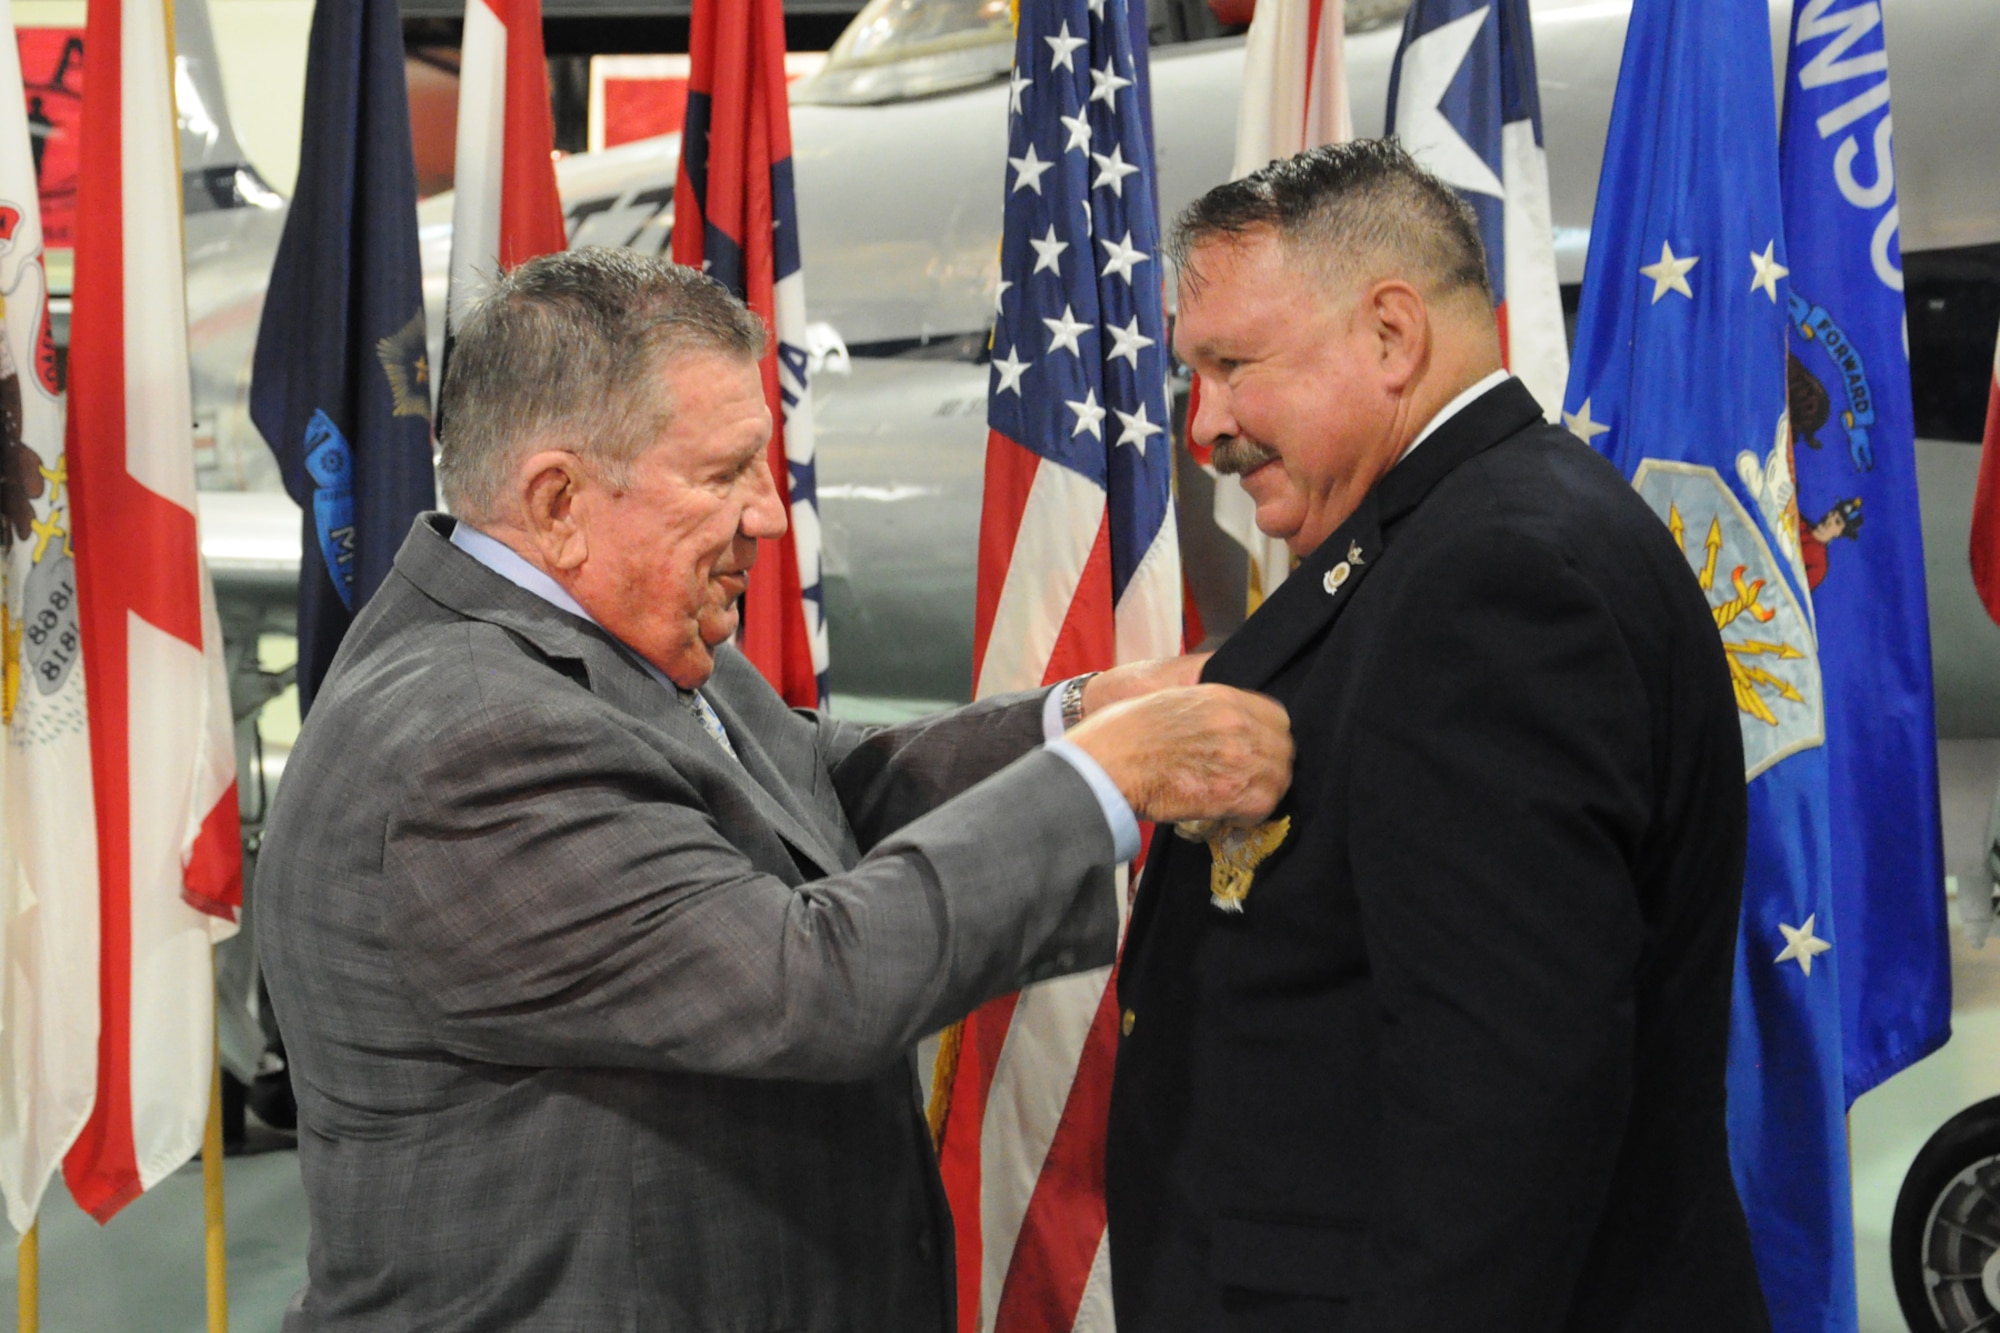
[0,0,100,1235]
[1778,0,1950,1104]
[61,0,240,1224]
[1386,0,1567,418]
[250,0,435,711]
[673,0,829,707]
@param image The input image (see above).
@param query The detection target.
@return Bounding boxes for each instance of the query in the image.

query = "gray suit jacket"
[257,514,1120,1331]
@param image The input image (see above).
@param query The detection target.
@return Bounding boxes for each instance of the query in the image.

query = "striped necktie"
[680,689,739,762]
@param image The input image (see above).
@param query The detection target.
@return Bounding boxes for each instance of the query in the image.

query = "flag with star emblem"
[1211,0,1350,603]
[931,1,1180,1328]
[1565,0,1855,1326]
[673,0,828,707]
[62,0,241,1223]
[1386,0,1567,419]
[1778,0,1949,1105]
[0,0,102,1234]
[251,0,435,712]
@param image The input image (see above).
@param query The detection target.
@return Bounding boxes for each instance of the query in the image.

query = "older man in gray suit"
[256,248,1290,1331]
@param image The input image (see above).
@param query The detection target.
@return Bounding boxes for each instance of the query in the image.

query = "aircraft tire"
[1893,1096,2000,1333]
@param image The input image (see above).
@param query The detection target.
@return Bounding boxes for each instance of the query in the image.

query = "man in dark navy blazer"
[1106,141,1771,1331]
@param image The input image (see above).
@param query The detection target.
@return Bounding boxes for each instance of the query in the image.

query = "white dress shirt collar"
[1396,369,1512,465]
[448,520,681,695]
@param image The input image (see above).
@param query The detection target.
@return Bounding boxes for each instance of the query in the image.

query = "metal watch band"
[1059,672,1097,731]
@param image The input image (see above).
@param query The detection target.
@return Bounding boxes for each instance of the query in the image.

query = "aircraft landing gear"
[1896,1097,2000,1332]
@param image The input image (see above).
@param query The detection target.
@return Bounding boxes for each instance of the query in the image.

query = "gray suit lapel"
[393,515,847,880]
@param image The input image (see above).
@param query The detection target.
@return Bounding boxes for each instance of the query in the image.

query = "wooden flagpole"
[205,1035,227,1333]
[18,1219,38,1333]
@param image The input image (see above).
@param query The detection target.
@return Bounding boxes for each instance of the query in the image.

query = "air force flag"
[1565,0,1855,1327]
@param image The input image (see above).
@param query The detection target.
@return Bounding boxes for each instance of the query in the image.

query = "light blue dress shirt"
[447,520,1140,861]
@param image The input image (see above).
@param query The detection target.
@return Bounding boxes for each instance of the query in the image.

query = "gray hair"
[1168,138,1490,308]
[437,247,768,521]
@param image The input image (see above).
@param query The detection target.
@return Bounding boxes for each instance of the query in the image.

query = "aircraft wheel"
[1895,1098,2000,1333]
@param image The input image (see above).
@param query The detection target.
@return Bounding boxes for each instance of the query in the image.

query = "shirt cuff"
[1045,738,1143,863]
[1041,680,1070,741]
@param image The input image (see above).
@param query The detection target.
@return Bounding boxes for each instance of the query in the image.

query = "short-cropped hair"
[437,247,767,521]
[1168,138,1491,308]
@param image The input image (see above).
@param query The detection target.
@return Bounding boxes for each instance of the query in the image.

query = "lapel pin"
[1348,540,1366,566]
[1323,561,1350,594]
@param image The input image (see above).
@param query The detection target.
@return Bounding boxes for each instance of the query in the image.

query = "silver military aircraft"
[138,0,2000,1325]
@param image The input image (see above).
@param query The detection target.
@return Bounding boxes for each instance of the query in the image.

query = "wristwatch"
[1058,672,1098,731]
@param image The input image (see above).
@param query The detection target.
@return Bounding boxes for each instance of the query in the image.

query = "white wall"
[14,0,314,195]
[202,0,314,195]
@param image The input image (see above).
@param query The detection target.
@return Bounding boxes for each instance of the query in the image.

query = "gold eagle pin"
[1173,817,1292,914]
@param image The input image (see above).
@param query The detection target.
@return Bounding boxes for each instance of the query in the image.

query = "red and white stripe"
[447,0,566,339]
[951,472,1180,1333]
[1213,0,1353,602]
[61,0,240,1224]
[0,0,101,1235]
[945,322,1183,1333]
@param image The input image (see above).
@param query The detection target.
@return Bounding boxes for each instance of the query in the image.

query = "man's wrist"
[1059,672,1099,731]
[1044,738,1143,863]
[1042,673,1100,741]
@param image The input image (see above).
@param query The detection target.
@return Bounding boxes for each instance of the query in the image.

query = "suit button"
[1053,949,1074,970]
[1121,1009,1135,1037]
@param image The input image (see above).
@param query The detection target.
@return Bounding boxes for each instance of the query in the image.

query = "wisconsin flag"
[251,0,435,711]
[62,0,241,1223]
[1565,0,1854,1326]
[673,0,829,707]
[0,0,100,1235]
[1386,0,1567,418]
[1778,0,1949,1102]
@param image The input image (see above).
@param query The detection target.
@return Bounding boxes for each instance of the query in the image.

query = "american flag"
[932,0,1180,1327]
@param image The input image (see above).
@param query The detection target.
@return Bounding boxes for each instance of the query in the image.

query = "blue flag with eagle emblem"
[1779,0,1951,1104]
[1564,0,1856,1327]
[249,0,434,713]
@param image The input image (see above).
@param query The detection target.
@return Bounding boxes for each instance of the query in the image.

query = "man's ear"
[518,450,591,573]
[1366,279,1430,392]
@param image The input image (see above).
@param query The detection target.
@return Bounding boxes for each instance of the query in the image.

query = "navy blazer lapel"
[1203,492,1385,693]
[1202,378,1545,694]
[393,515,846,880]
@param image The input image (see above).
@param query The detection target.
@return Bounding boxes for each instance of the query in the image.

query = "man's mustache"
[1211,435,1280,477]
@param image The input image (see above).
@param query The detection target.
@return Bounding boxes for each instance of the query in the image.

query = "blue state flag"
[1563,0,1855,1327]
[1779,0,1951,1102]
[250,0,435,712]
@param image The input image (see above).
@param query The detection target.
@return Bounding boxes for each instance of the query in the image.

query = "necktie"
[680,689,739,762]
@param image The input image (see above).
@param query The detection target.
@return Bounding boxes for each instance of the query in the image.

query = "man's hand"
[1065,684,1292,825]
[1079,654,1212,717]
